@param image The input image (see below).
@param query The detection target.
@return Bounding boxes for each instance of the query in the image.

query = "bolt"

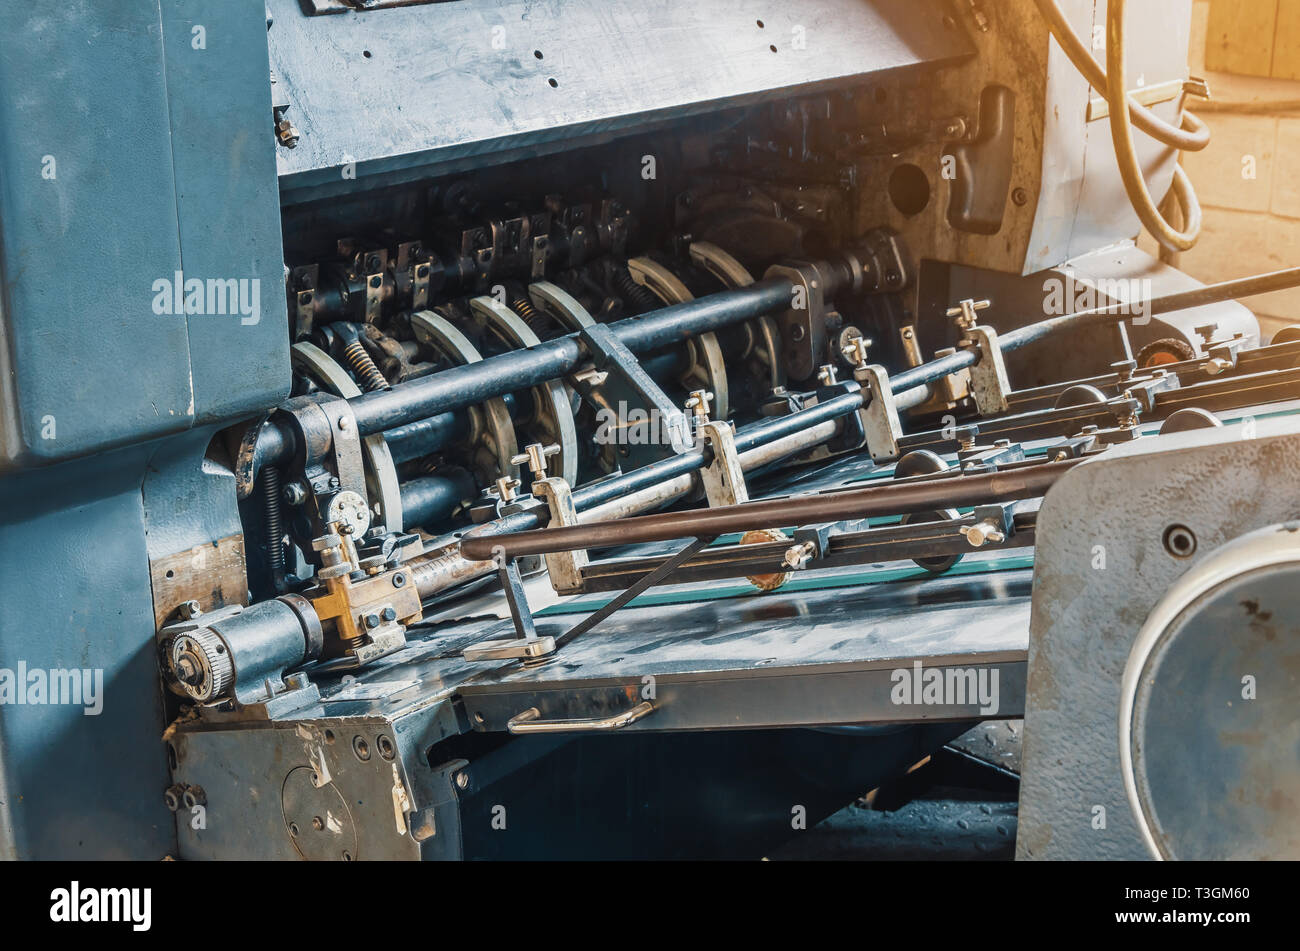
[685,390,714,423]
[781,541,817,570]
[1163,524,1197,559]
[364,612,381,630]
[945,298,991,333]
[960,519,1006,548]
[455,771,470,789]
[312,816,324,831]
[174,654,200,683]
[842,335,872,369]
[283,482,308,506]
[275,117,300,148]
[1116,394,1141,430]
[817,364,838,386]
[955,424,980,451]
[181,785,207,809]
[493,475,521,503]
[163,785,186,812]
[510,443,561,479]
[381,606,397,622]
[178,599,202,620]
[312,533,342,553]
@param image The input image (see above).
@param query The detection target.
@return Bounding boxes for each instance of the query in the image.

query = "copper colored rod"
[460,458,1082,560]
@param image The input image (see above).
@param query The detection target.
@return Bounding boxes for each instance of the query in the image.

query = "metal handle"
[506,701,655,734]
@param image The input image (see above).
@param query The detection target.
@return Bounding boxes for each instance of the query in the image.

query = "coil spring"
[509,297,548,333]
[613,267,661,313]
[343,339,389,392]
[262,466,286,592]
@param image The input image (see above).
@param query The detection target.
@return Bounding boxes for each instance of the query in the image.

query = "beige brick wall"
[1137,0,1300,339]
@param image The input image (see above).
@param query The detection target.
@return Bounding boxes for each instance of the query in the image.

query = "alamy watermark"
[50,882,150,931]
[1042,268,1152,326]
[0,662,103,715]
[890,660,1000,715]
[151,271,261,326]
[593,403,691,447]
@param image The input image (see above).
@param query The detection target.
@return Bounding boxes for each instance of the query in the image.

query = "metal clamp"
[765,261,828,382]
[531,475,588,595]
[855,365,903,462]
[507,701,656,734]
[963,325,1011,416]
[696,418,748,507]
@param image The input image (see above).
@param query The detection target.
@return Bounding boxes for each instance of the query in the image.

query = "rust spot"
[1241,599,1273,623]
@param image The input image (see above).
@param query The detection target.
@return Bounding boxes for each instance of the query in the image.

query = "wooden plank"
[1205,0,1279,78]
[1274,1,1300,79]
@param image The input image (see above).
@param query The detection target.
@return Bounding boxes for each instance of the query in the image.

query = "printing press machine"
[0,0,1297,860]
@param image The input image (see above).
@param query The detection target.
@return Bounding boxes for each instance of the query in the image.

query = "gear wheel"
[171,628,234,702]
[740,528,792,592]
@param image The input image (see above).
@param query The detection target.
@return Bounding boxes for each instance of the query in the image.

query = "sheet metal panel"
[266,0,973,195]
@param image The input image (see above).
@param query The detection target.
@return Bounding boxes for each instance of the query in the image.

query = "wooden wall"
[1204,0,1300,79]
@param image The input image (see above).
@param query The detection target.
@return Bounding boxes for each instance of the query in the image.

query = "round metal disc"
[470,296,579,486]
[1159,407,1222,435]
[690,241,785,392]
[628,255,730,420]
[893,450,962,574]
[1054,384,1108,409]
[410,310,519,487]
[291,342,404,532]
[281,766,358,861]
[1121,523,1300,859]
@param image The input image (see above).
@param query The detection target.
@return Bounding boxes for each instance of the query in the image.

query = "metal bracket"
[572,322,693,464]
[531,475,588,596]
[855,364,903,462]
[964,325,1012,416]
[319,398,368,502]
[765,262,828,382]
[462,559,557,663]
[291,264,319,341]
[697,419,749,506]
[363,249,388,324]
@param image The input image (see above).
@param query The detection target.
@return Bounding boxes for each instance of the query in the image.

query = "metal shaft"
[891,267,1300,396]
[409,405,852,600]
[461,458,1081,560]
[347,277,810,438]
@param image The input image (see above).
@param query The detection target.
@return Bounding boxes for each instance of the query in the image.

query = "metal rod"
[408,405,848,601]
[460,458,1081,560]
[1000,266,1300,351]
[890,267,1300,397]
[556,536,715,647]
[346,277,804,438]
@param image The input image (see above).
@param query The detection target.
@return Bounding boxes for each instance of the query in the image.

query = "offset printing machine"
[0,0,1297,859]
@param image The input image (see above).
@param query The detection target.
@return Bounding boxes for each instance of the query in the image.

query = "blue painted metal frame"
[0,0,285,858]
